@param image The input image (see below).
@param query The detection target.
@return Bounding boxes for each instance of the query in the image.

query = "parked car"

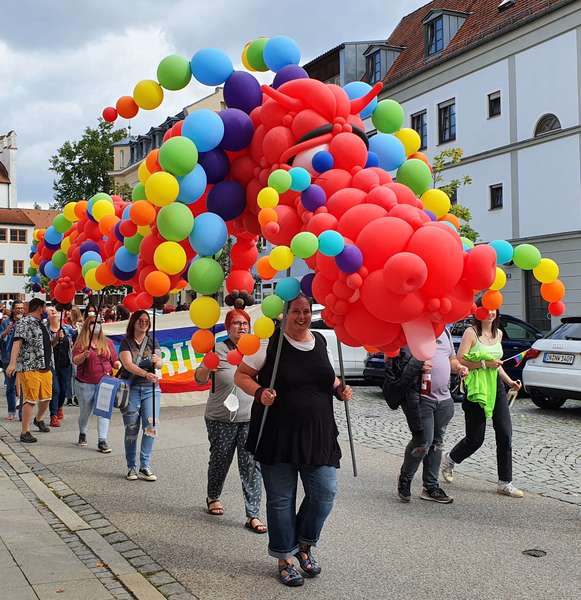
[311,304,367,378]
[523,317,581,409]
[363,314,542,386]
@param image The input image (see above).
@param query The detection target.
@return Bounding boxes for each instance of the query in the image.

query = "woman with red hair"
[195,308,266,534]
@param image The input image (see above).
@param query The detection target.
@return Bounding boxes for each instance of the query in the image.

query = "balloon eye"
[312,150,334,173]
[292,144,329,175]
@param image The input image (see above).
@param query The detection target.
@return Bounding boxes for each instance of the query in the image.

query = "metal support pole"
[336,339,358,477]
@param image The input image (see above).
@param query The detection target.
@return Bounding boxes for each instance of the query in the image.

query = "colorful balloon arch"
[28,36,567,361]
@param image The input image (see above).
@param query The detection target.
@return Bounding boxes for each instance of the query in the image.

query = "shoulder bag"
[115,335,149,411]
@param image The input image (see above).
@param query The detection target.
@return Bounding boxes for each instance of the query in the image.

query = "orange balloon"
[144,270,170,297]
[116,96,139,119]
[258,207,278,227]
[237,333,261,356]
[541,279,565,303]
[99,214,120,235]
[482,290,503,310]
[409,151,432,170]
[256,255,277,280]
[364,345,380,353]
[130,200,157,226]
[146,149,162,174]
[439,213,460,229]
[95,262,117,287]
[74,200,88,220]
[191,329,215,354]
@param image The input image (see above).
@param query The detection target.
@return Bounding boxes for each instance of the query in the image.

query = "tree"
[33,201,42,210]
[49,120,127,209]
[431,147,479,242]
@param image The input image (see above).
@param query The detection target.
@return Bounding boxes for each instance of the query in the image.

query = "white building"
[369,0,580,331]
[0,131,17,209]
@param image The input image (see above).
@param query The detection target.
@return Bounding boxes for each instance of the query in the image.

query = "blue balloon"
[365,151,379,168]
[343,81,378,119]
[182,109,224,152]
[312,150,334,173]
[44,261,60,280]
[44,226,63,246]
[289,167,311,192]
[111,264,136,282]
[189,212,227,256]
[190,48,233,86]
[114,246,138,272]
[275,277,301,302]
[122,205,132,220]
[318,230,345,257]
[368,133,406,171]
[489,240,514,265]
[177,164,207,205]
[31,274,41,285]
[263,36,301,72]
[80,251,102,266]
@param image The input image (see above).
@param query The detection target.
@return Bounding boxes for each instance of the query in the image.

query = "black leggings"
[449,377,513,482]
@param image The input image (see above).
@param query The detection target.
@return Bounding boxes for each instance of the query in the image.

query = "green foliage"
[49,120,127,209]
[431,147,479,242]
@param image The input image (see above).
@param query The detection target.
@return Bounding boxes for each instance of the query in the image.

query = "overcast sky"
[1,0,427,208]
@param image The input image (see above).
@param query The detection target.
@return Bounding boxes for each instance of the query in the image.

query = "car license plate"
[543,353,575,365]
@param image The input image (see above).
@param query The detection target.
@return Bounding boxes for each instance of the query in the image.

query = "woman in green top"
[441,305,523,498]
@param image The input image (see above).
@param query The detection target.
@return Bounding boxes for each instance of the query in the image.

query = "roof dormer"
[423,9,468,56]
[363,43,404,84]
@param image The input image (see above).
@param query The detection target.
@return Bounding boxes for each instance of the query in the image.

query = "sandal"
[245,517,267,534]
[206,498,224,516]
[278,563,304,587]
[294,547,321,577]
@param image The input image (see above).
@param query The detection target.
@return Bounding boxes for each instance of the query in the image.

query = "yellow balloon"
[395,128,422,156]
[138,160,151,184]
[533,258,559,283]
[154,241,186,275]
[61,236,72,254]
[189,296,221,329]
[33,228,42,242]
[421,189,451,218]
[137,225,151,237]
[257,187,279,209]
[241,42,256,72]
[145,171,179,207]
[490,267,507,291]
[63,202,78,222]
[269,246,294,271]
[254,316,275,339]
[84,268,104,291]
[133,79,164,110]
[92,199,115,222]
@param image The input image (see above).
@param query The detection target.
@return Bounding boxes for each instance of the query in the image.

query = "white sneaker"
[441,453,455,483]
[126,468,138,481]
[497,481,524,498]
[138,468,157,482]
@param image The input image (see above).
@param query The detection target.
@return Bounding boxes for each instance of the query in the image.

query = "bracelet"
[254,386,266,405]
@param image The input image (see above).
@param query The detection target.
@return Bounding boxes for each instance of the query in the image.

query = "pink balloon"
[402,317,437,361]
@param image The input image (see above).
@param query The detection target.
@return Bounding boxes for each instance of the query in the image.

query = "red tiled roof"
[383,0,569,88]
[0,208,34,226]
[0,161,9,184]
[21,209,60,229]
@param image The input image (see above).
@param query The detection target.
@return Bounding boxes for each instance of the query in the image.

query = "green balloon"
[247,38,269,71]
[159,136,198,177]
[91,192,112,203]
[371,99,405,134]
[268,169,292,194]
[188,258,224,295]
[512,244,541,270]
[81,260,100,277]
[27,266,37,276]
[157,54,192,91]
[53,214,72,234]
[132,182,147,201]
[261,294,284,319]
[52,251,67,268]
[124,233,144,254]
[156,203,195,242]
[290,232,318,259]
[396,159,432,196]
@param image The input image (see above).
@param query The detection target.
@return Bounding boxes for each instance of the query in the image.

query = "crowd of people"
[0,295,526,588]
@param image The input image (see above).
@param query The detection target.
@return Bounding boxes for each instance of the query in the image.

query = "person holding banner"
[118,310,162,482]
[72,314,120,452]
[195,308,266,534]
[235,294,352,588]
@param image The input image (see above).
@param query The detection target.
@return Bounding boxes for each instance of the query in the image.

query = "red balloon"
[84,220,101,240]
[60,262,82,281]
[383,252,428,294]
[230,156,256,186]
[316,251,341,280]
[463,245,497,291]
[438,281,474,323]
[136,292,153,310]
[119,220,138,238]
[328,133,368,172]
[226,270,255,294]
[366,186,398,211]
[226,349,244,366]
[326,188,366,219]
[203,352,220,370]
[344,304,400,347]
[264,205,301,246]
[123,293,139,312]
[387,182,422,207]
[312,273,334,305]
[102,107,117,122]
[475,306,491,321]
[306,212,338,236]
[389,204,430,229]
[315,169,353,199]
[357,217,414,272]
[230,240,258,270]
[334,324,362,348]
[548,301,566,317]
[337,203,387,242]
[262,126,295,164]
[351,168,380,192]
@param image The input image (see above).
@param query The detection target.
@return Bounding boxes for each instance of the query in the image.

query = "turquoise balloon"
[289,167,311,192]
[489,240,514,265]
[318,230,345,257]
[275,277,301,302]
[262,294,284,319]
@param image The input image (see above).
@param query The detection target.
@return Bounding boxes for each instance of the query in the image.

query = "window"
[438,99,456,144]
[534,114,561,137]
[411,111,428,150]
[0,228,6,242]
[488,91,501,118]
[9,229,27,243]
[426,16,444,55]
[0,260,4,275]
[501,318,539,341]
[525,271,552,331]
[367,51,382,84]
[12,260,24,276]
[490,184,503,210]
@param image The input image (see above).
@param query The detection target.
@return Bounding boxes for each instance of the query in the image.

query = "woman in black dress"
[235,294,352,587]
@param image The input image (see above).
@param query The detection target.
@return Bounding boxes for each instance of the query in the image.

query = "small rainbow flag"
[504,350,528,367]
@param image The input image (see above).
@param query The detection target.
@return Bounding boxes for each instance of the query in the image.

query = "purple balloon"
[199,149,230,184]
[111,264,136,281]
[113,221,124,242]
[300,272,315,297]
[224,71,262,114]
[207,181,246,221]
[273,65,309,89]
[44,240,61,251]
[219,108,254,151]
[39,260,49,276]
[336,244,363,274]
[424,209,437,221]
[301,184,326,211]
[80,241,100,254]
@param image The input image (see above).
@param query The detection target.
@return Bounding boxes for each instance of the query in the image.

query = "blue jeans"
[50,365,73,417]
[260,463,337,559]
[4,371,17,415]
[122,383,161,470]
[76,380,110,442]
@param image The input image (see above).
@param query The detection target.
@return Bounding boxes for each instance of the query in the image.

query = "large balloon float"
[29,36,567,362]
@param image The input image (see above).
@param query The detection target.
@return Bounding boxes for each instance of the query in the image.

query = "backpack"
[381,350,413,410]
